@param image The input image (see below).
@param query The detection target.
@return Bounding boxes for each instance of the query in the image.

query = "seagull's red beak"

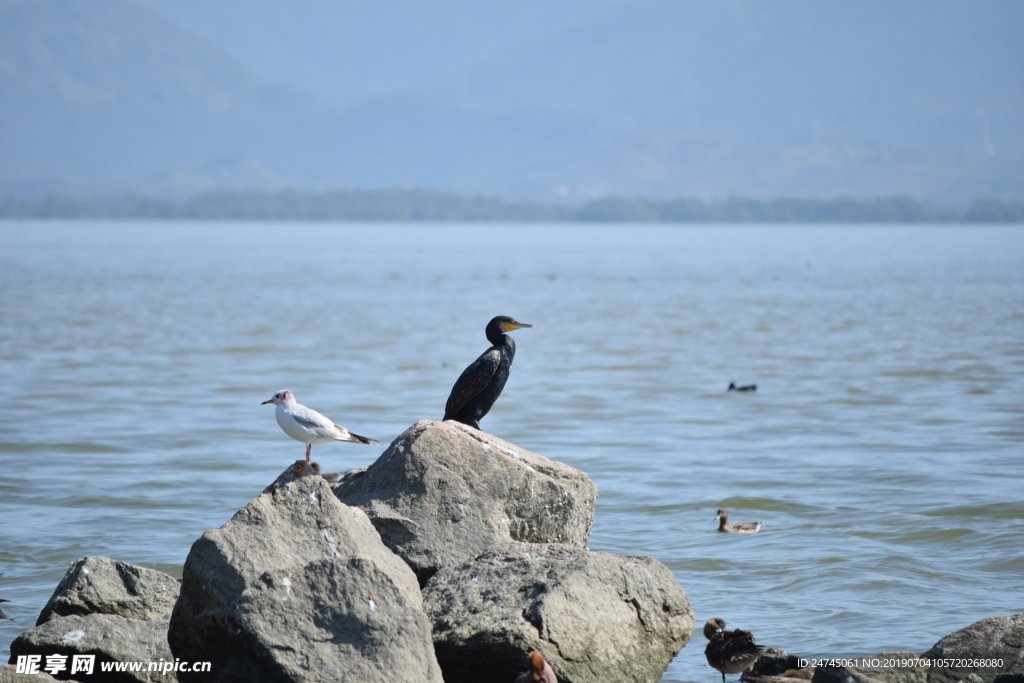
[261,399,273,405]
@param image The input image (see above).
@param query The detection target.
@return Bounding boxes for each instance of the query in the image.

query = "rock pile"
[8,421,1024,682]
[331,420,694,682]
[8,556,180,683]
[9,421,692,682]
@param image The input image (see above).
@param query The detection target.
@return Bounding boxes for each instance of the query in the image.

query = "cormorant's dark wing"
[444,348,501,419]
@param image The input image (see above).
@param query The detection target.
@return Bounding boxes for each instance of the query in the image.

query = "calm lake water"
[1,222,1023,681]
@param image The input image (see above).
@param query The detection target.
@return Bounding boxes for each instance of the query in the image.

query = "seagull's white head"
[262,390,296,406]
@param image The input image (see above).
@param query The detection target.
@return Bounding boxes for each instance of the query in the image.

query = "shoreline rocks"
[8,417,1024,683]
[923,614,1024,683]
[332,420,599,586]
[8,556,180,683]
[10,615,176,683]
[9,424,1024,683]
[167,466,443,683]
[423,541,694,683]
[36,556,180,626]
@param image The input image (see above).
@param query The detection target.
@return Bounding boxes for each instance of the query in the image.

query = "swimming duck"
[728,382,757,392]
[704,618,764,683]
[514,650,558,683]
[716,508,763,533]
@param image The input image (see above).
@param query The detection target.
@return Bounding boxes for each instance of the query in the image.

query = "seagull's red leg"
[292,444,312,476]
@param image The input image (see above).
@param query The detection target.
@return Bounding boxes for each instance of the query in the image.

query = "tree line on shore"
[1,189,1022,223]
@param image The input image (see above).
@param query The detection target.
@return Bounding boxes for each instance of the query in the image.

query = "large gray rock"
[923,614,1024,683]
[167,466,443,683]
[8,614,175,683]
[422,541,694,683]
[333,420,599,585]
[36,556,180,625]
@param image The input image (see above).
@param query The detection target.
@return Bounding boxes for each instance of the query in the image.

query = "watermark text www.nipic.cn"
[15,654,213,676]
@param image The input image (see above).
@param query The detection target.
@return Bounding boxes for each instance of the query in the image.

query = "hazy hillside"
[2,0,1022,202]
[134,0,628,107]
[449,0,1024,157]
[0,0,343,196]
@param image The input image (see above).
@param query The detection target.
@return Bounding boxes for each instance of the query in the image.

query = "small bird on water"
[716,508,763,533]
[262,390,378,476]
[444,316,534,430]
[728,382,757,392]
[704,618,764,683]
[514,650,558,683]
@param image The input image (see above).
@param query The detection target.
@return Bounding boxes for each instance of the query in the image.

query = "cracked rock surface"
[167,467,443,683]
[922,613,1024,683]
[422,541,694,683]
[9,614,175,683]
[7,556,180,682]
[37,556,180,625]
[332,420,599,586]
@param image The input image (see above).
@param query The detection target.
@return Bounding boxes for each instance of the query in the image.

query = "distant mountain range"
[2,0,1022,203]
[4,189,1022,223]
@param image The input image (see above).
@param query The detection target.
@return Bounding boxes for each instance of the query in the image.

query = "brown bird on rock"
[716,508,763,533]
[514,650,558,683]
[704,618,764,683]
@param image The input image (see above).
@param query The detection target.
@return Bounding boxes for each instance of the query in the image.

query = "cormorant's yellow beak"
[506,321,536,332]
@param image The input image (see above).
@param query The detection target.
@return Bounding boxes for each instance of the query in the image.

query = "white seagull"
[262,390,378,475]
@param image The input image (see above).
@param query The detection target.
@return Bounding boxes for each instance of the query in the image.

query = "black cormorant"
[728,382,757,392]
[443,316,534,429]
